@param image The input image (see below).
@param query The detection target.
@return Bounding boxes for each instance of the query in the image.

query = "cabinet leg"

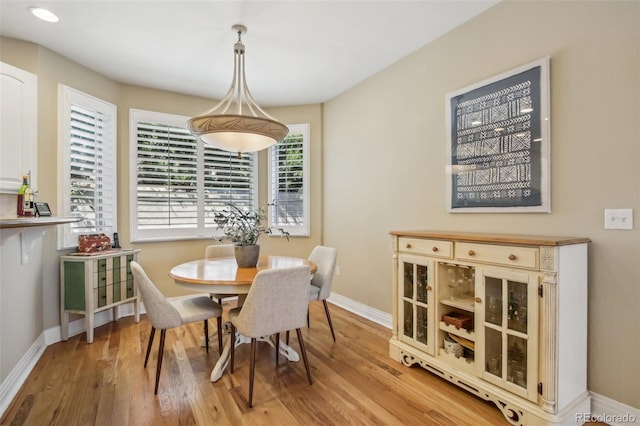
[86,313,94,343]
[61,311,69,341]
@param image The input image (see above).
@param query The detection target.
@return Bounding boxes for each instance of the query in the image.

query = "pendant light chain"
[228,151,233,206]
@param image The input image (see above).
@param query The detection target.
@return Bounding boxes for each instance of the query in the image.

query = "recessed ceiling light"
[29,7,59,23]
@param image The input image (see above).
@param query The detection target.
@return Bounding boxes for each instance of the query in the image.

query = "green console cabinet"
[60,249,141,343]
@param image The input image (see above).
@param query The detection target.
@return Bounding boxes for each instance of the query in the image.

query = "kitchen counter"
[0,216,81,229]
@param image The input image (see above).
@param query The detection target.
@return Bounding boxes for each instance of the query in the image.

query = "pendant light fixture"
[187,24,289,153]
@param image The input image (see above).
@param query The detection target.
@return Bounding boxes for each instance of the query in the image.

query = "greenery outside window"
[268,123,310,236]
[129,109,257,242]
[58,85,117,249]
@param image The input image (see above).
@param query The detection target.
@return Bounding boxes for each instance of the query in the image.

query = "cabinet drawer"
[94,286,108,308]
[455,242,539,270]
[94,270,115,288]
[399,237,452,259]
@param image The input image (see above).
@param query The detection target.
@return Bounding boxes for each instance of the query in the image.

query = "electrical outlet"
[604,208,633,230]
[335,266,341,276]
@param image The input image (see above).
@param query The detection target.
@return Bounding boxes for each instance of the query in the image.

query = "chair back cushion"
[309,246,338,300]
[130,261,182,329]
[233,266,311,338]
[205,244,234,259]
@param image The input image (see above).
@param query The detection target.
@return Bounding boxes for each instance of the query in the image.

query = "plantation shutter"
[203,149,255,226]
[69,104,115,234]
[136,122,198,229]
[131,110,256,240]
[268,124,309,236]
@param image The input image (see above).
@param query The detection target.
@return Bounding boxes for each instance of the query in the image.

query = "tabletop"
[169,255,317,295]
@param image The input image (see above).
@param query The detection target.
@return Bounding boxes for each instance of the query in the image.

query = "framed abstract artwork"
[445,56,550,213]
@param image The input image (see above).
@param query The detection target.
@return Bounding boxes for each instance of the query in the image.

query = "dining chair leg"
[275,333,280,366]
[144,327,156,368]
[204,319,209,354]
[307,308,310,328]
[296,328,313,385]
[285,330,290,346]
[216,316,223,355]
[155,329,167,395]
[230,324,236,373]
[323,300,336,342]
[248,338,257,408]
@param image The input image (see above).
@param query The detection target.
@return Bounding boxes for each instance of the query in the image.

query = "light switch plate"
[604,208,633,230]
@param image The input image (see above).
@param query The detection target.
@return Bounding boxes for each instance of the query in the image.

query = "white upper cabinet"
[0,62,38,194]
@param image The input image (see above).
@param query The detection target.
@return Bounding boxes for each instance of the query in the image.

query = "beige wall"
[118,85,323,296]
[1,0,638,412]
[323,0,639,409]
[0,37,322,383]
[0,38,122,378]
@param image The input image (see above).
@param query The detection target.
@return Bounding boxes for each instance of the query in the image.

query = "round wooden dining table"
[169,255,317,294]
[168,255,317,382]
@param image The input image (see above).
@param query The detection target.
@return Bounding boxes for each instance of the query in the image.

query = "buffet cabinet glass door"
[398,254,435,355]
[480,268,539,402]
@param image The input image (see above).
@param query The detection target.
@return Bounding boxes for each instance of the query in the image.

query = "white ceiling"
[0,0,498,106]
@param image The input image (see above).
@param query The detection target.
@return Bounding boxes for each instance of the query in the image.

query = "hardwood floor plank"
[2,341,70,425]
[173,341,219,425]
[302,332,440,424]
[285,355,396,426]
[2,302,521,425]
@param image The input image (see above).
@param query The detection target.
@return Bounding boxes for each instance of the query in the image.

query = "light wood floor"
[2,301,518,425]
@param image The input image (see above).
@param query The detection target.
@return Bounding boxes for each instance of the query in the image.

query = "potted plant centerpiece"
[213,204,289,267]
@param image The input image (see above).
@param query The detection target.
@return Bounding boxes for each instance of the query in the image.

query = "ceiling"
[0,0,498,106]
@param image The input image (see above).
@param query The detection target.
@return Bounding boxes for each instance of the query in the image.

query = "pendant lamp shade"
[187,25,289,153]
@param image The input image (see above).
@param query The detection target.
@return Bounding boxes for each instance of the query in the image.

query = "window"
[268,123,310,236]
[129,109,257,242]
[58,85,117,249]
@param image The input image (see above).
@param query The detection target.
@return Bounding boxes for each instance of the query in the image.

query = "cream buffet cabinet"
[389,231,590,426]
[60,249,141,343]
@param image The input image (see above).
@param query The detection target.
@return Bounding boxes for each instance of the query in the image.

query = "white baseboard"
[328,291,392,329]
[588,392,640,425]
[0,333,47,417]
[3,293,638,423]
[55,303,143,342]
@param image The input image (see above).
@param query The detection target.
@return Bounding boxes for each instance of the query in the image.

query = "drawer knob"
[475,297,482,303]
[432,246,438,252]
[508,254,517,261]
[405,243,412,249]
[468,250,476,256]
[426,285,433,291]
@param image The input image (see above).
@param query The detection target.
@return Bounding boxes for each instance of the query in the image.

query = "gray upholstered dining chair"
[205,244,235,304]
[130,261,223,395]
[228,266,313,408]
[308,246,338,341]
